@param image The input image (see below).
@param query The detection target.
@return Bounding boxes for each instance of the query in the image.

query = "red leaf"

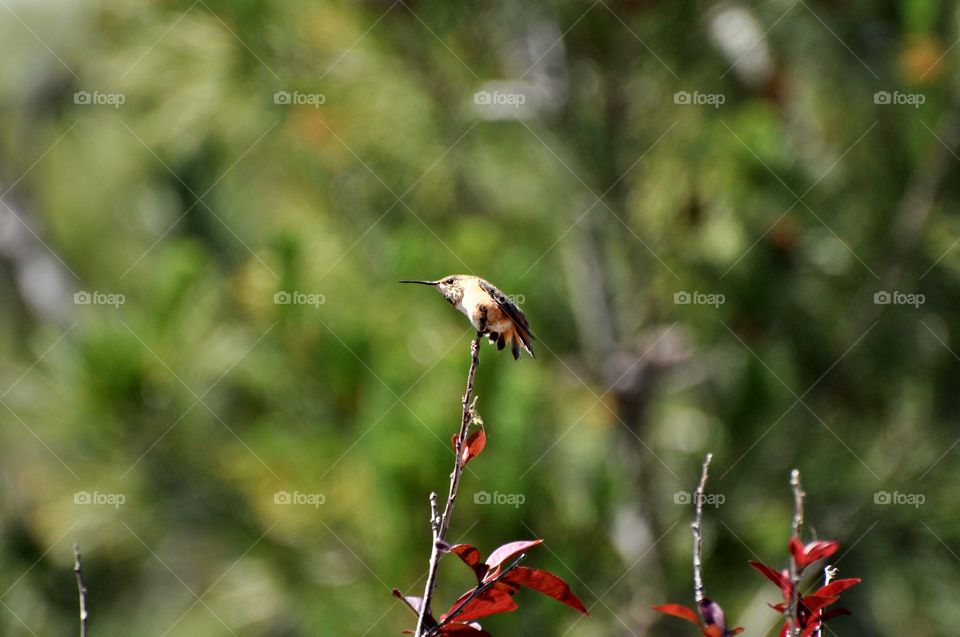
[438,623,492,637]
[789,539,838,569]
[814,577,860,598]
[749,561,791,594]
[461,429,486,466]
[450,544,488,583]
[444,587,518,622]
[484,539,543,577]
[801,595,839,612]
[703,627,724,637]
[501,566,589,614]
[651,603,701,625]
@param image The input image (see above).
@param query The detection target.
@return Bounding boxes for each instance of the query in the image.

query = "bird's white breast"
[456,280,485,330]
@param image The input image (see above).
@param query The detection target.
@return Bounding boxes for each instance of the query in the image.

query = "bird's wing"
[479,279,535,339]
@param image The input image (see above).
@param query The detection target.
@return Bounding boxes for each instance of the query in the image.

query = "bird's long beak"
[398,279,438,286]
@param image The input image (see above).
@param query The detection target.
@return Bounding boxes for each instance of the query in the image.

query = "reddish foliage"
[450,429,486,468]
[501,567,588,614]
[444,585,519,623]
[483,540,542,578]
[751,539,860,636]
[435,624,491,636]
[398,539,586,635]
[652,603,700,624]
[748,561,791,593]
[789,539,838,570]
[652,598,743,636]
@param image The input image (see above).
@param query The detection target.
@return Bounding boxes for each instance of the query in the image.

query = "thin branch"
[429,492,440,533]
[415,333,483,637]
[426,553,527,636]
[790,469,805,540]
[692,452,712,605]
[787,470,805,637]
[73,543,88,637]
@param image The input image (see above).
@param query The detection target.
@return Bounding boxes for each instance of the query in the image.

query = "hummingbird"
[400,275,535,360]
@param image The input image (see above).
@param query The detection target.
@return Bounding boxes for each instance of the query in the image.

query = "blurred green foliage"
[1,0,960,635]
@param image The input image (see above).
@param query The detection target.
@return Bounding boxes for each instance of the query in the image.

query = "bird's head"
[399,275,467,306]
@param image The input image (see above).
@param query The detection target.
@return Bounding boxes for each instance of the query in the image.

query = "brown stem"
[787,470,805,637]
[692,453,712,606]
[73,543,88,637]
[414,334,482,636]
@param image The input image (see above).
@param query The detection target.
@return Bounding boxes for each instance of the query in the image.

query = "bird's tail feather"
[507,326,535,360]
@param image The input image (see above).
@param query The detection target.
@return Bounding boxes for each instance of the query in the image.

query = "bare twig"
[787,470,805,637]
[429,492,440,533]
[73,543,88,637]
[425,553,527,636]
[790,470,805,540]
[415,334,483,636]
[692,453,712,605]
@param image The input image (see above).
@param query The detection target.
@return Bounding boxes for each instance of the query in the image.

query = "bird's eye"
[445,278,454,284]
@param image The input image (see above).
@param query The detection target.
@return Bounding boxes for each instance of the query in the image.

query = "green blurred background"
[1,0,959,635]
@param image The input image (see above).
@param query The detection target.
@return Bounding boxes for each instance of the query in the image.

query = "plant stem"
[73,543,88,637]
[787,470,805,637]
[414,334,482,636]
[692,453,712,606]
